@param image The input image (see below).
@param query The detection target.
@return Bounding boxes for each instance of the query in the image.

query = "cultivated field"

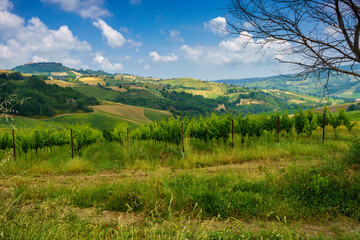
[45,79,75,88]
[93,104,171,123]
[79,77,106,86]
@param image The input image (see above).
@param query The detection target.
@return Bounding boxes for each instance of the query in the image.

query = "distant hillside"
[0,75,98,118]
[7,62,345,117]
[12,62,70,73]
[11,62,113,77]
[216,67,360,100]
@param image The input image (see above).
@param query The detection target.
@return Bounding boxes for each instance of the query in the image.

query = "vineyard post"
[232,119,234,148]
[322,110,326,143]
[181,122,185,154]
[71,129,74,159]
[12,129,16,159]
[277,116,280,144]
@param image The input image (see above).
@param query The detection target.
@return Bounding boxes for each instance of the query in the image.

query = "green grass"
[1,125,360,239]
[347,110,360,121]
[0,113,139,130]
[75,86,119,102]
[144,108,171,122]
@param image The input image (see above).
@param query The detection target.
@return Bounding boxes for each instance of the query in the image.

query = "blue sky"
[0,0,292,80]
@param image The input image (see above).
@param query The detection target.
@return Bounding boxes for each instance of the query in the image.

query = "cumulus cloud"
[0,10,24,39]
[93,19,126,48]
[181,32,291,65]
[204,17,227,36]
[93,52,123,71]
[41,0,110,19]
[149,51,178,62]
[0,0,13,11]
[181,45,203,61]
[0,10,91,69]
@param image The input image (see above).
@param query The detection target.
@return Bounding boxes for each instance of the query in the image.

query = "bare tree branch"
[226,0,360,82]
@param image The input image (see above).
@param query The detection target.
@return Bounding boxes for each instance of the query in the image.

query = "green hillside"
[12,62,70,73]
[8,62,346,117]
[0,113,139,130]
[0,75,98,118]
[216,69,360,100]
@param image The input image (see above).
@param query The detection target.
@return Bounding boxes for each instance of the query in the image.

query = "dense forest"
[0,74,98,117]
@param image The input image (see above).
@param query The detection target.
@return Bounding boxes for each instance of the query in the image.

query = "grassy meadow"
[1,123,360,239]
[0,112,140,130]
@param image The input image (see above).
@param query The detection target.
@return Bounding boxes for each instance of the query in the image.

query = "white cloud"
[0,13,91,69]
[125,55,131,60]
[93,52,123,71]
[204,17,227,36]
[181,45,203,61]
[93,19,126,48]
[32,55,48,62]
[149,51,178,62]
[143,64,150,70]
[130,0,141,5]
[41,0,110,19]
[181,32,291,65]
[168,30,184,42]
[0,0,13,11]
[0,10,24,39]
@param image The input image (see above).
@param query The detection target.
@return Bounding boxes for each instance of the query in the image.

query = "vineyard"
[1,108,358,158]
[1,108,360,239]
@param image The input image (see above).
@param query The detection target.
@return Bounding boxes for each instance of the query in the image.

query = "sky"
[0,0,293,80]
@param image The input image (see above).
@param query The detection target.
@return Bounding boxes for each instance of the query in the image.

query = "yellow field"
[71,71,82,77]
[79,77,106,86]
[288,99,306,104]
[0,69,11,73]
[108,86,127,92]
[45,80,75,88]
[51,72,68,76]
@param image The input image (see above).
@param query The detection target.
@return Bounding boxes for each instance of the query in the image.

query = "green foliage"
[12,62,69,73]
[294,108,308,135]
[112,122,128,144]
[304,109,318,137]
[280,110,293,133]
[0,76,98,117]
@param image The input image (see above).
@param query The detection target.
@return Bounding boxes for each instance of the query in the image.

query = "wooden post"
[181,122,185,154]
[232,119,235,148]
[322,110,326,143]
[12,129,16,159]
[277,116,280,144]
[71,129,74,159]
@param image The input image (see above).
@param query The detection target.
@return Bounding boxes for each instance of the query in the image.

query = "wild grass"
[1,126,360,239]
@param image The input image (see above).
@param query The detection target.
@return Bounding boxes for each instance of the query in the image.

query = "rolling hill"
[7,62,347,118]
[216,67,360,100]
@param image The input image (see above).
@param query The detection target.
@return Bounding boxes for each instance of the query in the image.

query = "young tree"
[227,0,360,82]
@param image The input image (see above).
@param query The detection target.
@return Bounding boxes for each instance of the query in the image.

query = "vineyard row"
[0,108,356,158]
